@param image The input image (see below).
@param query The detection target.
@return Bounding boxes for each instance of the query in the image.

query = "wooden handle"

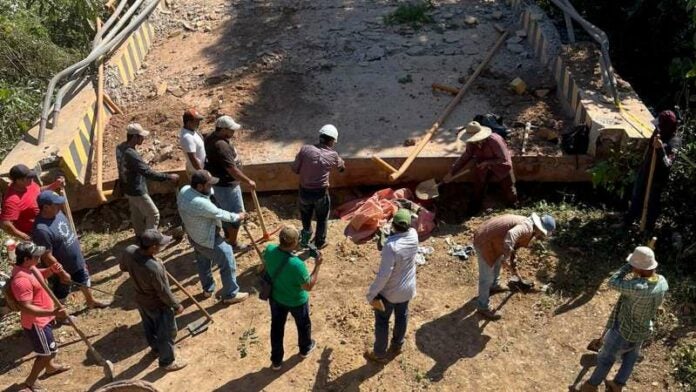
[647,237,657,249]
[59,189,77,234]
[242,224,265,265]
[640,148,657,231]
[441,168,470,185]
[164,270,212,321]
[377,31,510,182]
[250,190,269,238]
[31,270,107,364]
[431,83,460,95]
[94,18,107,203]
[371,156,398,174]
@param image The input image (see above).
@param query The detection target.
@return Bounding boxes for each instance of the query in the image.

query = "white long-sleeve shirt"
[366,228,418,304]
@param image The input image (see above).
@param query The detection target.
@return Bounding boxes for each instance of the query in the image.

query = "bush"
[384,1,435,28]
[672,343,696,390]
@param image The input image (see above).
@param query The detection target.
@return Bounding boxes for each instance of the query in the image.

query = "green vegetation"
[672,343,696,390]
[383,1,434,28]
[0,0,101,159]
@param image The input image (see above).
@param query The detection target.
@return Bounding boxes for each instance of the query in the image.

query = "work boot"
[476,308,502,321]
[578,381,598,392]
[300,230,312,248]
[604,380,623,392]
[363,350,388,364]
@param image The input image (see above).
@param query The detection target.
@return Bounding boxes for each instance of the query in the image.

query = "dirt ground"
[0,189,692,391]
[97,0,571,184]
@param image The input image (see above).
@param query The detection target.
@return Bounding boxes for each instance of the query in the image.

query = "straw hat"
[458,121,493,143]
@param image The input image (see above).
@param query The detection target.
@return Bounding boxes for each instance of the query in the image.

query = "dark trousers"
[374,297,409,356]
[299,188,330,247]
[470,172,517,213]
[625,171,664,231]
[137,306,177,367]
[270,299,312,365]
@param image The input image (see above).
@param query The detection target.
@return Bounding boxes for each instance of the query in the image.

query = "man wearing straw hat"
[442,121,516,214]
[579,246,668,392]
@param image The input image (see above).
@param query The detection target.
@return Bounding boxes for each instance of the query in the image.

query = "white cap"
[216,115,241,130]
[319,124,338,141]
[126,123,149,137]
[626,246,658,270]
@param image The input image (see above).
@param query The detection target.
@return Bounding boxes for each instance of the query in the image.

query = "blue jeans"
[476,247,502,310]
[373,296,409,357]
[137,306,177,367]
[191,234,240,299]
[588,326,642,386]
[270,299,312,365]
[299,188,330,248]
[212,184,245,230]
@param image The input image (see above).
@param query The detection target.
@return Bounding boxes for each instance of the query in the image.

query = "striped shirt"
[473,214,535,266]
[606,264,669,342]
[177,185,240,249]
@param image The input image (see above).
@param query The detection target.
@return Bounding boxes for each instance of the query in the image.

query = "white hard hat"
[318,124,338,141]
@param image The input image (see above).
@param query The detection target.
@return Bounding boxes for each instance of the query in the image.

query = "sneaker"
[363,350,388,364]
[222,292,249,305]
[604,379,623,392]
[476,308,502,321]
[489,284,508,295]
[163,359,187,371]
[271,362,282,371]
[300,340,317,358]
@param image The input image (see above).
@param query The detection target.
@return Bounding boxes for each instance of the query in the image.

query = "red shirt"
[0,181,41,235]
[10,265,55,329]
[450,133,513,181]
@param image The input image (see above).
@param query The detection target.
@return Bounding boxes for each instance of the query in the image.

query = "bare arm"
[301,254,323,291]
[1,220,30,240]
[18,301,65,317]
[186,152,204,171]
[227,166,256,189]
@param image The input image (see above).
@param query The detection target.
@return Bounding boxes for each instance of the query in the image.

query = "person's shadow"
[415,298,492,382]
[211,354,303,391]
[311,347,387,391]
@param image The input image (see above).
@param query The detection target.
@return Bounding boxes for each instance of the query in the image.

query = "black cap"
[15,241,46,264]
[139,229,172,248]
[191,170,219,188]
[9,164,37,181]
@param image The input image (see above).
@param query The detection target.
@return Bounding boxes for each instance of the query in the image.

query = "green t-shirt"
[263,244,310,307]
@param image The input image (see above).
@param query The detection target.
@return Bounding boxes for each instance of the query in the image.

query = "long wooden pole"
[640,146,657,231]
[95,18,108,203]
[250,190,269,239]
[372,31,509,182]
[164,269,213,321]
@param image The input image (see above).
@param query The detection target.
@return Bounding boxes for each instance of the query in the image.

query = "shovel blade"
[187,318,210,335]
[415,179,439,200]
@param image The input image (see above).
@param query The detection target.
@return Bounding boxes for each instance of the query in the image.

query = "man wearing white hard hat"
[442,121,516,214]
[291,124,345,249]
[473,212,555,320]
[579,246,668,392]
[116,123,179,237]
[204,115,256,250]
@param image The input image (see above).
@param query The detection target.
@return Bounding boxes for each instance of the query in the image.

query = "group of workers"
[2,107,676,392]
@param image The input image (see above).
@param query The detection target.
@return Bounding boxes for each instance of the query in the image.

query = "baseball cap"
[626,246,658,270]
[392,209,412,229]
[183,108,204,122]
[9,164,37,181]
[191,170,219,188]
[126,123,150,137]
[215,115,241,130]
[15,241,47,263]
[139,229,172,248]
[37,190,66,207]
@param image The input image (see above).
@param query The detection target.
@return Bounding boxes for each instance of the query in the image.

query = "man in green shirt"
[263,226,322,370]
[579,246,668,392]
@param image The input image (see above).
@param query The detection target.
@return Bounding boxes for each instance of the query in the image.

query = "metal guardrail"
[546,0,620,106]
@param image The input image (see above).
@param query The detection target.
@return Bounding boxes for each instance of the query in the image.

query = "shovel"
[568,353,598,391]
[164,270,213,336]
[32,270,115,380]
[415,169,470,200]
